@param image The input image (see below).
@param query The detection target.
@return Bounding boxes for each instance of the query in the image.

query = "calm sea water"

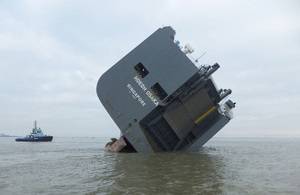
[0,137,299,195]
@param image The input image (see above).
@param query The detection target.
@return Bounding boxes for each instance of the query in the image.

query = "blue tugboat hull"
[15,136,53,142]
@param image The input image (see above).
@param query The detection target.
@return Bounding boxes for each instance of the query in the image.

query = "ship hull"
[97,26,235,152]
[15,136,53,142]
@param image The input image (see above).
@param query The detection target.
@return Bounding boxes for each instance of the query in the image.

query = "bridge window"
[134,62,149,78]
[151,83,168,100]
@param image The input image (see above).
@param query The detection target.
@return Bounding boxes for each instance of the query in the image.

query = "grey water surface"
[0,137,299,195]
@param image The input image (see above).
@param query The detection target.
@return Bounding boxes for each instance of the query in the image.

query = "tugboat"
[15,121,53,142]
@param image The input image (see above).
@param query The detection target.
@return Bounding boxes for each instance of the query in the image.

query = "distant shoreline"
[0,134,17,137]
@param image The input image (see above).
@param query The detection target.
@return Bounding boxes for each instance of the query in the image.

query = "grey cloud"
[0,0,299,137]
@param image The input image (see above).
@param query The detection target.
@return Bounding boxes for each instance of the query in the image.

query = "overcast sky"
[0,0,299,137]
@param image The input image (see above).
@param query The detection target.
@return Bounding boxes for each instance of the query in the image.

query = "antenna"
[195,51,207,63]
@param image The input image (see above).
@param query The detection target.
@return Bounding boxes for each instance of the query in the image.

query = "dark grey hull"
[97,26,235,152]
[15,136,53,142]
